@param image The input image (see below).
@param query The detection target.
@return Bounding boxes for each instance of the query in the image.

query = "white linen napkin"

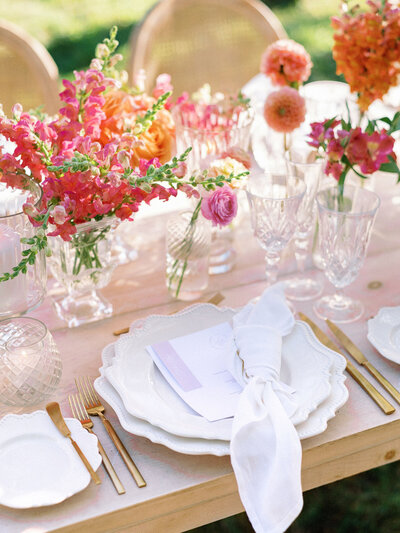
[230,283,303,533]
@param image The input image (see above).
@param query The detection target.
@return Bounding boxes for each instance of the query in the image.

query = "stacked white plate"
[95,304,349,456]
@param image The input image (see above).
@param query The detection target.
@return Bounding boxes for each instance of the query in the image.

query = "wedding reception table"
[1,174,400,533]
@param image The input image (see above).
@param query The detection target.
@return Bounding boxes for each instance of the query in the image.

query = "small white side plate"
[368,306,400,364]
[0,411,101,509]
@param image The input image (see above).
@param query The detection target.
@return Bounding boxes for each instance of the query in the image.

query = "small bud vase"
[166,210,211,301]
[48,218,118,327]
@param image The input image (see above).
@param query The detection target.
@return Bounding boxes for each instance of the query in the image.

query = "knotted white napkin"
[230,283,303,533]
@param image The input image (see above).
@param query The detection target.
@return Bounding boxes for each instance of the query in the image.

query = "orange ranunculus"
[99,89,175,164]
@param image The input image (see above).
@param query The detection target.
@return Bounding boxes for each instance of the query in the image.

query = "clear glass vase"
[166,210,211,301]
[0,180,46,319]
[48,218,118,327]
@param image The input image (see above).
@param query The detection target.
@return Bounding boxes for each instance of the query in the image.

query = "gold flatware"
[75,376,146,488]
[326,319,400,405]
[112,291,225,336]
[297,313,395,415]
[46,401,102,485]
[69,394,125,495]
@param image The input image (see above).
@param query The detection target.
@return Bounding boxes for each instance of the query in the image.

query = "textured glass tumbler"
[247,174,306,285]
[173,106,254,175]
[166,211,211,301]
[314,185,380,323]
[0,317,62,406]
[284,154,324,301]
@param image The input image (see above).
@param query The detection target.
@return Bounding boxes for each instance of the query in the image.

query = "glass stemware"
[284,153,324,300]
[313,185,380,323]
[247,173,306,285]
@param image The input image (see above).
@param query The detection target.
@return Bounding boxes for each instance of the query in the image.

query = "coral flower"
[99,89,175,165]
[263,87,306,133]
[260,39,312,87]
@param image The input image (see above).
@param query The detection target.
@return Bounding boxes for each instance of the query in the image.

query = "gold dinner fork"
[75,376,146,488]
[69,393,126,495]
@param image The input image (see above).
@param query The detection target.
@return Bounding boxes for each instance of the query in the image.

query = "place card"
[146,322,242,422]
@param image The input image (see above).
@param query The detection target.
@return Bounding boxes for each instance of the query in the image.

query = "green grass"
[1,1,397,532]
[0,0,341,81]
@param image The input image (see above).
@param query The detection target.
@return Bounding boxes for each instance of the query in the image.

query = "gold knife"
[297,313,395,415]
[46,402,102,484]
[326,319,400,405]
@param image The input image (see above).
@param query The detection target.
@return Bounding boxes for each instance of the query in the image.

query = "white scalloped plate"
[104,304,340,441]
[95,333,348,455]
[0,411,102,509]
[368,306,400,364]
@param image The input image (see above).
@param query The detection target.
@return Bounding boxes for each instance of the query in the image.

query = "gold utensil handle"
[100,415,146,488]
[70,437,102,485]
[364,361,400,405]
[346,361,395,415]
[96,438,125,495]
[113,327,129,336]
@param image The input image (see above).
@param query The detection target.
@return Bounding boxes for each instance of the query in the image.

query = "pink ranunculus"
[201,185,238,227]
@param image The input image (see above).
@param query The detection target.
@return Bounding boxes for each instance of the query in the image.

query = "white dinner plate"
[95,336,348,455]
[0,411,102,509]
[368,306,400,364]
[105,304,338,441]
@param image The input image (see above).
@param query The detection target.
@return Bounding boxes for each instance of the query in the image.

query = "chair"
[0,20,59,115]
[128,0,287,97]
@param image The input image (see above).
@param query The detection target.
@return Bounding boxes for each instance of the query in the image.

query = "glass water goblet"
[247,173,306,285]
[313,185,380,323]
[284,154,324,300]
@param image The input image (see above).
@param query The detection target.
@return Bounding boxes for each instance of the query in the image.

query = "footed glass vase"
[48,218,118,327]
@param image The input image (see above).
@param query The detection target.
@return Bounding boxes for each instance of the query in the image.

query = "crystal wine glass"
[284,152,324,300]
[247,173,306,285]
[313,185,380,323]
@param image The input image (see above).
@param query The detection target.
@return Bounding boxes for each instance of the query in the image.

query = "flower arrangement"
[307,111,400,194]
[332,1,400,112]
[173,84,252,132]
[0,27,247,289]
[260,39,311,149]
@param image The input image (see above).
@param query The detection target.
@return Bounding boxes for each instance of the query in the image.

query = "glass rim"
[0,178,43,220]
[172,106,255,133]
[0,317,48,351]
[316,185,381,217]
[284,151,325,168]
[246,176,306,201]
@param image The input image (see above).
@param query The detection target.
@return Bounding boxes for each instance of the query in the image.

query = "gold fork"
[75,376,146,488]
[69,393,126,495]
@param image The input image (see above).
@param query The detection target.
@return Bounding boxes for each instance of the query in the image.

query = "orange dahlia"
[263,87,306,133]
[260,39,312,87]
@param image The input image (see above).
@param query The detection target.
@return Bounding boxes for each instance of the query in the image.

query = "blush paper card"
[146,322,242,422]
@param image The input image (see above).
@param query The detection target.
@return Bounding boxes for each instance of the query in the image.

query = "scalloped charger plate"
[103,304,346,442]
[0,410,102,509]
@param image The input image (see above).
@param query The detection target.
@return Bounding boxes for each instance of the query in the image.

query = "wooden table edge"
[51,419,400,533]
